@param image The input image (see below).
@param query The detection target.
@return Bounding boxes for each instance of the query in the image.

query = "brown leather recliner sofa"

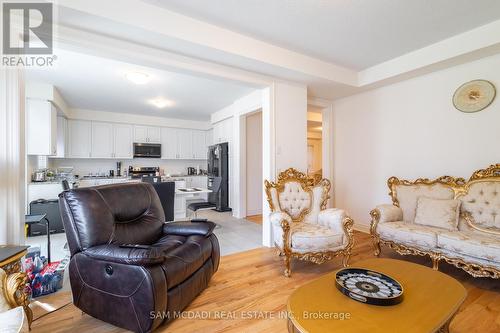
[59,182,220,332]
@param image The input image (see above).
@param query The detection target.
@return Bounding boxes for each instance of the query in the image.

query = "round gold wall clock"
[453,79,496,113]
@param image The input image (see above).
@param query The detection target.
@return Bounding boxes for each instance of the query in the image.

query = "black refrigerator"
[207,142,231,212]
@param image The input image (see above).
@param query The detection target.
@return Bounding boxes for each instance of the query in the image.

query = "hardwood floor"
[31,232,500,333]
[246,214,263,224]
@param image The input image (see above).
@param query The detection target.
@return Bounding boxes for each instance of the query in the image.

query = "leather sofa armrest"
[374,204,403,223]
[163,221,216,237]
[83,245,164,266]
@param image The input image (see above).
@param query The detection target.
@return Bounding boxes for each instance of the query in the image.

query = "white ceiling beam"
[57,0,358,87]
[358,19,500,86]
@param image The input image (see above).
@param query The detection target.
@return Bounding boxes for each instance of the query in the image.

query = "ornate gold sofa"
[0,268,30,331]
[265,168,354,277]
[370,164,500,278]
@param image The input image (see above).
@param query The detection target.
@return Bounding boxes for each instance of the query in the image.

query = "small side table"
[0,245,33,329]
[25,214,51,263]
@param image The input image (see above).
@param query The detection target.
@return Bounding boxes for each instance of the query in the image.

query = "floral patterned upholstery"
[460,181,500,231]
[265,168,354,277]
[437,231,500,262]
[371,164,500,279]
[377,221,438,249]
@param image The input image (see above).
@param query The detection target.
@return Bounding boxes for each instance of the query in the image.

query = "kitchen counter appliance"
[128,166,160,179]
[133,143,161,158]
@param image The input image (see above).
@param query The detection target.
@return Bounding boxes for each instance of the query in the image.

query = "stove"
[128,166,159,179]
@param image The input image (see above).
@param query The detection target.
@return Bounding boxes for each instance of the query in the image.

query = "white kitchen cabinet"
[192,130,207,159]
[91,122,114,158]
[134,125,161,143]
[54,116,67,158]
[205,129,213,148]
[27,99,57,156]
[161,128,200,160]
[177,129,193,159]
[212,117,232,144]
[174,180,187,219]
[68,119,91,158]
[113,123,133,158]
[161,127,178,159]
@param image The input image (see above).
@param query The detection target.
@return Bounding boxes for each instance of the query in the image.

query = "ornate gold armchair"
[265,168,354,277]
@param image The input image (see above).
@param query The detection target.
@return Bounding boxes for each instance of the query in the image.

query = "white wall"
[274,83,308,172]
[246,111,263,216]
[333,53,500,230]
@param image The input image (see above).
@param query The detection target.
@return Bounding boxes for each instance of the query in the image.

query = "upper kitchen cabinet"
[91,122,114,158]
[177,129,193,159]
[192,130,207,159]
[68,119,91,158]
[161,127,177,159]
[113,123,133,158]
[161,128,207,160]
[134,125,161,143]
[205,129,213,148]
[54,116,68,158]
[212,117,233,144]
[27,99,57,156]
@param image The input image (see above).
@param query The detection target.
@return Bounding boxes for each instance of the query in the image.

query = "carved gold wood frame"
[1,269,33,329]
[371,164,500,279]
[265,168,354,277]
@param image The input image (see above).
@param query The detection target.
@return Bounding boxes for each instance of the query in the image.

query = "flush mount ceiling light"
[125,71,150,85]
[149,97,174,108]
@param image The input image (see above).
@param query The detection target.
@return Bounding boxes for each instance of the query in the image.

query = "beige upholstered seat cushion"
[378,221,438,248]
[414,197,461,231]
[273,222,344,253]
[291,223,344,253]
[437,231,500,262]
[395,184,455,223]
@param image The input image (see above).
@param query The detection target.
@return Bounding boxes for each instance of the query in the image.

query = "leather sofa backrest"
[60,182,165,255]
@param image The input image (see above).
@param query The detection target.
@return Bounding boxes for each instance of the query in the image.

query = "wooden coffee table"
[287,258,466,333]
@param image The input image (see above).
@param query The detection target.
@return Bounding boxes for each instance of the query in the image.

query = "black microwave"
[133,143,161,158]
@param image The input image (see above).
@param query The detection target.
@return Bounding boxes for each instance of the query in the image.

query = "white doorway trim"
[308,97,334,207]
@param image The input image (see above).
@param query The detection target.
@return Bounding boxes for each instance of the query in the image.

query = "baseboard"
[353,223,370,234]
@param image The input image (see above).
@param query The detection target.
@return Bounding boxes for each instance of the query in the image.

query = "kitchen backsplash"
[49,158,207,177]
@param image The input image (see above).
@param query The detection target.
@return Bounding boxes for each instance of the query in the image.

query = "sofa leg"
[284,254,291,277]
[373,238,381,257]
[431,255,440,270]
[342,251,351,267]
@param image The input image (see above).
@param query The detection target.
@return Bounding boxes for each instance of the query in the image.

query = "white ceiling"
[25,49,255,120]
[145,0,500,69]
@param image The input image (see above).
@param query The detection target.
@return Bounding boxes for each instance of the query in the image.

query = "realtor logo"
[2,2,53,54]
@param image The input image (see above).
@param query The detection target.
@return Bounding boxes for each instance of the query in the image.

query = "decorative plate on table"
[453,79,496,113]
[335,268,404,306]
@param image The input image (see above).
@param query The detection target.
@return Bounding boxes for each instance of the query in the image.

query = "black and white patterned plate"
[335,268,404,306]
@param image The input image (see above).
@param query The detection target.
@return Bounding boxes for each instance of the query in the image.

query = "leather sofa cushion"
[378,221,438,249]
[154,234,214,289]
[437,231,500,263]
[83,244,165,266]
[163,221,216,237]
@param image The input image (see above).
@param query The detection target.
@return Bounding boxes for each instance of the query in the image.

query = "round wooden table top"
[287,258,466,333]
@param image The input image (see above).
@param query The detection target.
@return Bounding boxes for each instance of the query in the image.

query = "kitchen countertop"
[29,181,62,185]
